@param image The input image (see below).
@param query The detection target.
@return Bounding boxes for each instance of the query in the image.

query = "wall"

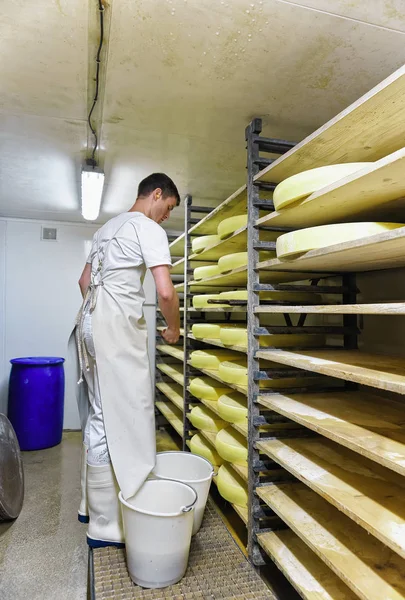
[0,218,158,429]
[0,222,6,416]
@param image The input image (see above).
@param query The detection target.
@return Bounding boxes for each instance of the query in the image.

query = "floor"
[0,430,296,600]
[0,432,88,600]
[0,429,182,600]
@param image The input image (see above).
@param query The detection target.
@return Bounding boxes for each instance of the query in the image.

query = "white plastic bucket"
[152,451,214,535]
[119,479,197,588]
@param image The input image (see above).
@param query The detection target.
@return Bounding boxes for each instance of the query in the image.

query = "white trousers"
[82,313,110,465]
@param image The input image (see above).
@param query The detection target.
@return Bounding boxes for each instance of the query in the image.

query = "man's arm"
[150,265,180,344]
[78,263,92,298]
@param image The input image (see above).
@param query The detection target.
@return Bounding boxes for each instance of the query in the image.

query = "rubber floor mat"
[90,499,275,599]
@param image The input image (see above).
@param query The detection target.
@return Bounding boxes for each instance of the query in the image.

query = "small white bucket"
[152,451,214,535]
[119,479,197,589]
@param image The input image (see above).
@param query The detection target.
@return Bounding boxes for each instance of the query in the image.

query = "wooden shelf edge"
[256,348,405,396]
[257,436,405,560]
[188,333,247,354]
[257,391,405,476]
[258,529,357,600]
[155,401,184,438]
[255,303,405,315]
[257,482,405,600]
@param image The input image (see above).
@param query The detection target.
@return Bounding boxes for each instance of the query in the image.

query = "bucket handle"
[181,495,198,513]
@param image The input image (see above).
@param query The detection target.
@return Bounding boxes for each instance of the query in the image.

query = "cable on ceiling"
[87,0,105,166]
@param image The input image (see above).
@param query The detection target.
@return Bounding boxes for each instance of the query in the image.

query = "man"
[70,173,181,548]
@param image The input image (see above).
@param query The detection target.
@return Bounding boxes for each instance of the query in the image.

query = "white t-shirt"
[86,212,171,314]
[87,212,172,270]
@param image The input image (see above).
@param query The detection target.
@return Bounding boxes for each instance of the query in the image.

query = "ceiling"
[1,0,405,232]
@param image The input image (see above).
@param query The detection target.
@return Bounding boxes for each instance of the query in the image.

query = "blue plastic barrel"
[8,357,65,451]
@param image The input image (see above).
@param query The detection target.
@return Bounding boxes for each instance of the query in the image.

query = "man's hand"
[162,327,180,344]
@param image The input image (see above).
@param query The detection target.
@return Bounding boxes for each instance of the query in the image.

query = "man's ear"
[155,187,163,201]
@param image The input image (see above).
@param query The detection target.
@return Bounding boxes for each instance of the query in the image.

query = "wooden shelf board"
[198,429,217,447]
[255,303,405,315]
[258,227,405,275]
[188,265,329,287]
[157,326,185,338]
[171,259,215,276]
[190,306,248,313]
[156,382,184,412]
[170,257,184,276]
[232,503,248,525]
[169,233,185,258]
[256,348,405,395]
[156,344,184,361]
[258,390,405,476]
[156,363,184,387]
[188,333,247,354]
[155,401,184,438]
[258,482,405,600]
[188,185,247,236]
[258,529,356,600]
[175,282,240,293]
[257,436,405,559]
[190,225,248,261]
[258,147,405,229]
[255,65,405,184]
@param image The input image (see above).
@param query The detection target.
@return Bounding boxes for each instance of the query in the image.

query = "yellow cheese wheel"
[273,163,372,210]
[189,377,231,401]
[219,326,325,349]
[192,294,225,309]
[217,251,274,274]
[217,464,248,507]
[194,264,221,280]
[190,433,223,466]
[191,323,222,340]
[192,235,221,254]
[190,350,240,371]
[219,325,249,347]
[276,222,405,259]
[217,215,247,239]
[218,290,322,304]
[217,392,247,423]
[192,322,243,341]
[218,360,249,385]
[217,359,326,389]
[189,406,226,433]
[215,428,247,465]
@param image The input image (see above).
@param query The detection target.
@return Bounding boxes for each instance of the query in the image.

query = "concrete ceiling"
[1,0,405,232]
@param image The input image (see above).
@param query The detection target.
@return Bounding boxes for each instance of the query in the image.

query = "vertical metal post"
[342,273,358,350]
[246,118,266,566]
[182,194,193,450]
[342,272,358,390]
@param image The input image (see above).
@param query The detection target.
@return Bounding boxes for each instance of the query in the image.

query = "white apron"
[68,214,157,501]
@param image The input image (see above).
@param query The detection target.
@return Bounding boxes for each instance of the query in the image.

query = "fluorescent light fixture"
[81,165,105,221]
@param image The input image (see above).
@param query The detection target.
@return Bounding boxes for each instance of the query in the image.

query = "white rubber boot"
[86,463,125,548]
[78,443,89,523]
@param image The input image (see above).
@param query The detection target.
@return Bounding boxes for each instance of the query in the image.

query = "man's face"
[156,195,177,224]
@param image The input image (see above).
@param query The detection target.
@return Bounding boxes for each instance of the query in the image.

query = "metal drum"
[0,413,24,520]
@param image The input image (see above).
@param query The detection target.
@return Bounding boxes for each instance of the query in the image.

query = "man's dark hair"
[137,173,180,206]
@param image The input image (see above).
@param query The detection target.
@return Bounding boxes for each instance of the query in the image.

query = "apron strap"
[75,214,146,383]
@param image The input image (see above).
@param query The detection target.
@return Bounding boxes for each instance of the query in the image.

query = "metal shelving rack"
[156,64,405,600]
[244,118,359,568]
